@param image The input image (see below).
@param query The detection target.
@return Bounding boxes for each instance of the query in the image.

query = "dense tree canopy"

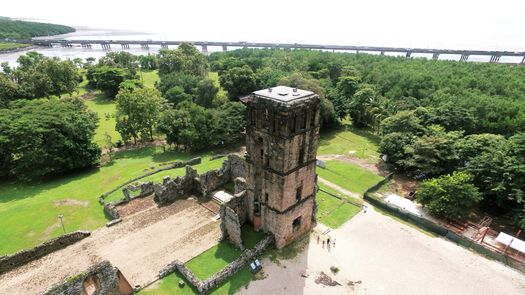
[115,88,167,143]
[158,43,208,77]
[0,98,100,179]
[0,52,80,102]
[0,17,75,39]
[416,172,482,220]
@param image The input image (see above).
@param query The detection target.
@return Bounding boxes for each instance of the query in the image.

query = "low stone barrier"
[0,231,90,275]
[159,235,274,294]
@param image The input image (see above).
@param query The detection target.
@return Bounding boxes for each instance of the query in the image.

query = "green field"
[317,160,383,195]
[0,147,224,255]
[140,226,265,295]
[316,188,362,229]
[84,93,121,147]
[0,42,30,51]
[140,70,160,88]
[318,121,380,160]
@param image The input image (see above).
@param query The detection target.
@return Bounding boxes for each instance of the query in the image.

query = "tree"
[158,43,208,77]
[400,127,462,176]
[416,171,482,220]
[278,73,337,126]
[348,85,386,129]
[89,66,129,98]
[219,65,258,99]
[115,88,167,143]
[157,101,213,150]
[164,86,193,106]
[157,72,200,99]
[138,54,158,70]
[0,73,18,106]
[98,51,138,75]
[331,75,360,119]
[0,98,100,179]
[195,78,218,108]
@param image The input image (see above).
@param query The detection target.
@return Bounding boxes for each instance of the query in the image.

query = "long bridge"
[11,39,525,64]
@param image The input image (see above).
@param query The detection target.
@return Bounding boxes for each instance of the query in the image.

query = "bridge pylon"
[432,53,440,60]
[222,45,227,52]
[460,54,469,62]
[489,55,501,63]
[202,45,208,53]
[405,52,412,58]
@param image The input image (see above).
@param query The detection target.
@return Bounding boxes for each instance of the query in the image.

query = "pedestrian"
[363,205,368,213]
[322,240,325,248]
[333,238,336,248]
[317,234,320,244]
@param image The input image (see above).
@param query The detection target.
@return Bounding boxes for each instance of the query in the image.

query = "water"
[1,0,525,64]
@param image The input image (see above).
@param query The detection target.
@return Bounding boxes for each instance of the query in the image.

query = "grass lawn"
[140,70,160,88]
[84,93,121,147]
[139,226,266,295]
[317,160,383,195]
[318,120,380,160]
[0,42,30,51]
[0,147,223,255]
[316,185,362,229]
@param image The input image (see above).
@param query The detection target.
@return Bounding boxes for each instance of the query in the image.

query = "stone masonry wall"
[43,260,133,295]
[154,155,248,206]
[220,206,243,249]
[154,166,200,205]
[159,235,274,294]
[0,231,90,275]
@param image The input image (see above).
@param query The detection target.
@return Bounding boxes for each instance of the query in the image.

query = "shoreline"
[0,45,38,54]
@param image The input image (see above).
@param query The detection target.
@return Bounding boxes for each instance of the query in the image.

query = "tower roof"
[252,86,316,104]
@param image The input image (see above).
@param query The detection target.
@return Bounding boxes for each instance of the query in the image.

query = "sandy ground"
[0,198,221,295]
[239,206,525,295]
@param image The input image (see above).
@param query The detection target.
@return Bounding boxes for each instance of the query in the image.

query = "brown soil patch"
[115,196,156,218]
[317,154,392,176]
[0,198,221,294]
[53,199,89,207]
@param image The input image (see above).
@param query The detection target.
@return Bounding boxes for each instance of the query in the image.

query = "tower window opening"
[296,185,302,201]
[298,147,305,165]
[292,216,301,232]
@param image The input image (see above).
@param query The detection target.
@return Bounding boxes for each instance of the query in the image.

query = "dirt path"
[239,207,525,295]
[318,177,361,199]
[0,198,221,294]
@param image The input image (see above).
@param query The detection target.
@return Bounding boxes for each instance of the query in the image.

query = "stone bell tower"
[245,86,320,248]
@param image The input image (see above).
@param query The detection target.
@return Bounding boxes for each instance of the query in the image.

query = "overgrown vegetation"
[0,17,75,39]
[209,48,525,227]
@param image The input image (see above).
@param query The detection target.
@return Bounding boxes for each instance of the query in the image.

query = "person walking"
[322,240,325,248]
[317,234,320,244]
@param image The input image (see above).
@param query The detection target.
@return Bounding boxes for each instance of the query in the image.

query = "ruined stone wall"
[122,181,154,200]
[43,261,133,295]
[154,166,200,205]
[154,155,248,206]
[220,206,243,249]
[159,235,274,294]
[0,231,90,275]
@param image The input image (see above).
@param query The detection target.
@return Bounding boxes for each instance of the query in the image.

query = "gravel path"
[239,206,525,295]
[0,198,221,295]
